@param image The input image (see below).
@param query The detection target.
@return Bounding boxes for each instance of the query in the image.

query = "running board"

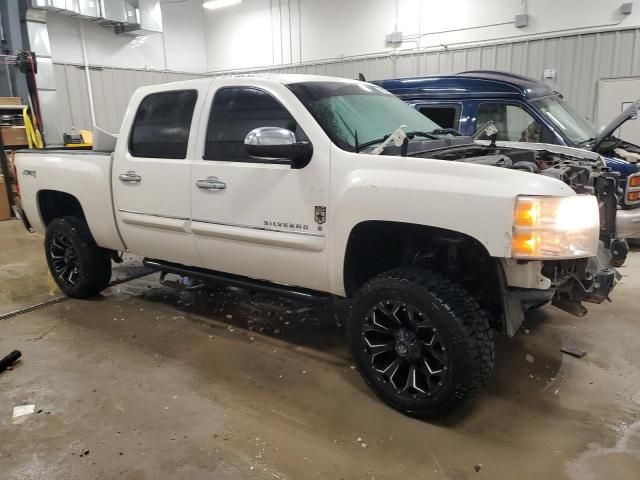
[143,259,334,305]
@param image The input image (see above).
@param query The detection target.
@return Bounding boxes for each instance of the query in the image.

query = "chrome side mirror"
[244,127,313,169]
[244,127,296,146]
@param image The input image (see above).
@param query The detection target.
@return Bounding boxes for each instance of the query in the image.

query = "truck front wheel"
[348,268,494,418]
[44,216,112,298]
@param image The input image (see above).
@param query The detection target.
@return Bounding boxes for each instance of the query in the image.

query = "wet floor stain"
[2,219,640,479]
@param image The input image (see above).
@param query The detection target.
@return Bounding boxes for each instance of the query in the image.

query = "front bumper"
[499,243,620,336]
[617,207,640,239]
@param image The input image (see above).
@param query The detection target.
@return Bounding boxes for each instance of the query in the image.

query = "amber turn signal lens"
[630,176,640,188]
[628,191,640,202]
[511,232,538,257]
[514,200,541,227]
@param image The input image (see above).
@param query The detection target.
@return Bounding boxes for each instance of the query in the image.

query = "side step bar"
[143,258,335,305]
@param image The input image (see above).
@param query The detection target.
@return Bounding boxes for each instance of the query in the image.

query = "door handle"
[119,171,142,183]
[196,177,226,190]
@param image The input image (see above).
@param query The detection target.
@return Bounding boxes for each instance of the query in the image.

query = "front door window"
[476,103,543,142]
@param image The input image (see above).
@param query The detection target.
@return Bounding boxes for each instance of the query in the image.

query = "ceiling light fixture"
[203,0,242,10]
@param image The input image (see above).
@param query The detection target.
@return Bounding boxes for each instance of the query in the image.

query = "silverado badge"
[314,206,327,225]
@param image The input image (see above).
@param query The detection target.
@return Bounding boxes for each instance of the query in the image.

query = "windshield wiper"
[358,129,439,153]
[358,135,391,150]
[577,137,597,146]
[428,128,462,136]
[405,130,440,140]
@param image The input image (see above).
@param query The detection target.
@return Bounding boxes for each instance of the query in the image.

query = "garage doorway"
[597,77,640,145]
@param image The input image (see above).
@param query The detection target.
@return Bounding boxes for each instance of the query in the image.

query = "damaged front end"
[407,136,625,335]
[544,245,620,317]
[540,158,625,316]
[488,148,625,335]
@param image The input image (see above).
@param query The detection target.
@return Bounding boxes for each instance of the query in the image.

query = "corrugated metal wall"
[52,64,202,135]
[52,27,640,137]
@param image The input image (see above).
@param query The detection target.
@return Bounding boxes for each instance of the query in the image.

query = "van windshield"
[287,81,442,152]
[532,96,598,146]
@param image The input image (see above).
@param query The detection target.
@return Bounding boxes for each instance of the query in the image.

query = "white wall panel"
[52,27,640,140]
[211,28,640,123]
[203,0,640,72]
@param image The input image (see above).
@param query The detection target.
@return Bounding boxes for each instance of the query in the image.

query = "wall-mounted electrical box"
[385,31,403,46]
[620,3,633,14]
[515,14,529,28]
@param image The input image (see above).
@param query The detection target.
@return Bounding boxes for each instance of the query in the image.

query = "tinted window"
[129,90,197,159]
[205,87,306,161]
[419,106,458,129]
[476,103,543,142]
[288,81,441,152]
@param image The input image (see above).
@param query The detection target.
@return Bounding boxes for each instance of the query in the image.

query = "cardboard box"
[0,175,12,221]
[1,126,28,147]
[0,97,23,106]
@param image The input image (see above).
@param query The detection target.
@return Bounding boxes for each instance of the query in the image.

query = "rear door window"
[129,90,198,159]
[476,103,543,142]
[204,87,307,162]
[418,106,459,129]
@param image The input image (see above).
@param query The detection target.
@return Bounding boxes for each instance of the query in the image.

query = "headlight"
[512,195,599,259]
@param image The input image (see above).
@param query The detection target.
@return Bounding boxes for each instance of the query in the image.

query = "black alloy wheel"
[44,216,112,298]
[348,268,494,418]
[362,300,449,399]
[49,232,81,288]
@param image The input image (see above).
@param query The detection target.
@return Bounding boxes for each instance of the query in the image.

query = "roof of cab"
[190,73,361,87]
[138,73,363,95]
[374,70,556,100]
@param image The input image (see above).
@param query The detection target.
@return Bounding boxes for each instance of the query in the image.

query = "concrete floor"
[1,219,639,480]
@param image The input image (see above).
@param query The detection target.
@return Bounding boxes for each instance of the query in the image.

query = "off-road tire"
[610,258,625,268]
[348,268,494,418]
[44,216,112,298]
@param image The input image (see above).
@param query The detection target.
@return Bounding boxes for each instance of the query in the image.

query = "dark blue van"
[375,71,640,239]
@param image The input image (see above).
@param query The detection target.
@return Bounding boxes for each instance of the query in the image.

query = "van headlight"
[511,195,600,259]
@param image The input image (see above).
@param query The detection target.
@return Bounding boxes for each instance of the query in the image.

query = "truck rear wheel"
[348,268,494,418]
[44,216,112,299]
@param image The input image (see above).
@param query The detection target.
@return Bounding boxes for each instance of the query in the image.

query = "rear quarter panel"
[15,151,125,251]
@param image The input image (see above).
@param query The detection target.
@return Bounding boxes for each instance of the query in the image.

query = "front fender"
[328,148,574,295]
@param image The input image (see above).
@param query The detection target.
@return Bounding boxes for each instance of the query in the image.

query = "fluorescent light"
[203,0,242,10]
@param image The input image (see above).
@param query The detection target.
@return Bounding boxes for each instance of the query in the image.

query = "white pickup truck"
[14,74,623,418]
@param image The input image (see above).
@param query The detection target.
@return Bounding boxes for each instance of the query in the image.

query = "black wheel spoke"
[49,232,81,289]
[399,364,416,394]
[384,358,402,389]
[362,300,450,399]
[365,338,395,357]
[423,358,444,375]
[428,348,447,366]
[363,311,392,335]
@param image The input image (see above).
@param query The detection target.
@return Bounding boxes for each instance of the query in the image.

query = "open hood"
[593,99,640,152]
